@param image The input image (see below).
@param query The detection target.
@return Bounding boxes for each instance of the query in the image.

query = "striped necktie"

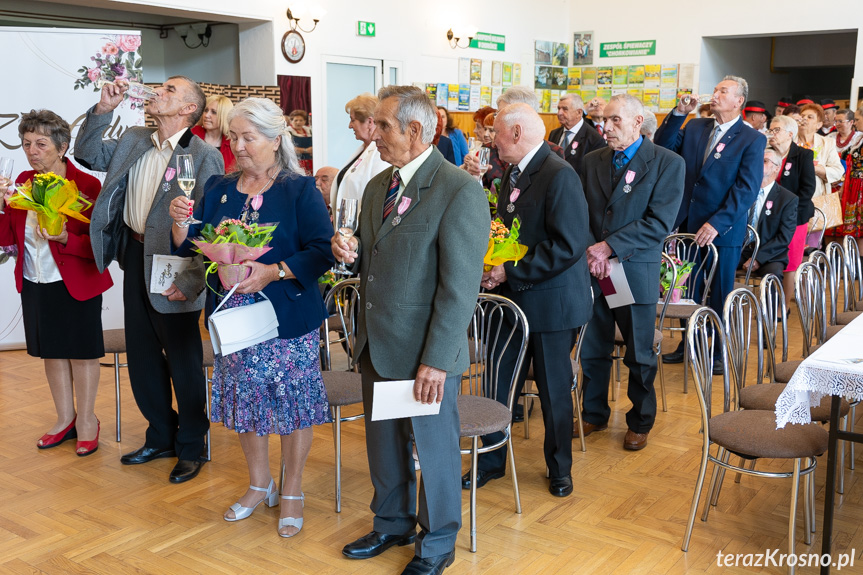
[382,170,401,222]
[509,165,521,191]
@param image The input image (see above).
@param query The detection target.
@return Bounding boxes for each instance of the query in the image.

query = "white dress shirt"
[124,129,186,234]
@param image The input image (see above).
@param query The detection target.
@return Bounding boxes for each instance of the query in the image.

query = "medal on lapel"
[392,196,411,226]
[351,157,364,174]
[220,195,228,203]
[623,170,635,193]
[765,200,773,216]
[784,162,792,177]
[249,194,263,222]
[714,143,725,160]
[162,167,176,192]
[506,188,521,213]
[571,140,579,153]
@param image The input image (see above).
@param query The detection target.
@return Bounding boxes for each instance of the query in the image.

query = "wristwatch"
[276,262,287,280]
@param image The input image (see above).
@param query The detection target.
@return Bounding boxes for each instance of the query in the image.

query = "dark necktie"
[613,152,627,170]
[509,165,521,191]
[382,170,401,222]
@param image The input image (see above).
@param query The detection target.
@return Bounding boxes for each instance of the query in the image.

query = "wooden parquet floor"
[1,306,862,574]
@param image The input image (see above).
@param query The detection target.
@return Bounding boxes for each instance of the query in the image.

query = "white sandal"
[278,493,304,538]
[224,478,277,522]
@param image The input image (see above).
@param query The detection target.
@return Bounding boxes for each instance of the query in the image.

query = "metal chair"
[657,233,718,393]
[202,345,213,462]
[824,242,863,325]
[805,207,826,254]
[610,253,678,412]
[101,329,126,442]
[313,278,364,513]
[681,307,827,573]
[759,274,788,382]
[843,235,863,310]
[522,326,586,451]
[460,293,529,552]
[733,224,761,290]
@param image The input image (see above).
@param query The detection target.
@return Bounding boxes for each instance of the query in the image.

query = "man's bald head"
[494,103,546,164]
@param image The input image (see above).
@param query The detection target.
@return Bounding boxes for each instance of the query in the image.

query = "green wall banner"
[600,40,656,58]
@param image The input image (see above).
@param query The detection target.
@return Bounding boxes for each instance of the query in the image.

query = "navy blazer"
[581,139,685,303]
[175,172,335,340]
[654,113,765,247]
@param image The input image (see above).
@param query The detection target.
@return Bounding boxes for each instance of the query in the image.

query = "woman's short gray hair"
[377,85,437,145]
[771,114,798,138]
[18,109,71,155]
[227,97,303,177]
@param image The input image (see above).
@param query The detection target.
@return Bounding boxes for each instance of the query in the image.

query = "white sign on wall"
[0,27,145,349]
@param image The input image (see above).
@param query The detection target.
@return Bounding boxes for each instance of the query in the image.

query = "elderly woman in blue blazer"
[170,97,334,538]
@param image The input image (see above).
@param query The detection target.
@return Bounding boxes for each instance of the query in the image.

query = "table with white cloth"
[775,313,863,574]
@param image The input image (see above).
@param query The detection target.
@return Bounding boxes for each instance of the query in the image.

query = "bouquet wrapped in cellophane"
[191,218,278,290]
[484,217,528,272]
[7,172,92,235]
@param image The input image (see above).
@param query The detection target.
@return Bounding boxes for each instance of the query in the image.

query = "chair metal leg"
[788,459,801,575]
[572,379,586,453]
[708,449,731,509]
[850,403,857,470]
[507,434,521,514]
[809,458,816,534]
[682,437,711,551]
[656,345,667,412]
[203,367,211,462]
[469,436,479,553]
[683,335,689,394]
[838,414,847,494]
[114,353,121,442]
[522,392,533,440]
[334,405,342,513]
[702,448,724,522]
[803,458,812,546]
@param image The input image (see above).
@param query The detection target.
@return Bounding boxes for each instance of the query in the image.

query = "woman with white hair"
[768,114,816,303]
[169,97,335,537]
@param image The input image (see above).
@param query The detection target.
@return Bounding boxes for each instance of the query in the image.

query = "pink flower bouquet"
[191,218,277,290]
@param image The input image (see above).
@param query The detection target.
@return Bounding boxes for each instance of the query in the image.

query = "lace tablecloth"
[775,314,863,428]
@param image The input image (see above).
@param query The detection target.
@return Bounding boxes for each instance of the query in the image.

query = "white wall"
[699,37,790,110]
[144,24,240,84]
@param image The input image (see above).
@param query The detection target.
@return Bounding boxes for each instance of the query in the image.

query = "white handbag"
[208,284,279,357]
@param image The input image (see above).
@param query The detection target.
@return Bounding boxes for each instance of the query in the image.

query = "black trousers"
[123,240,208,460]
[738,259,786,281]
[477,324,578,479]
[580,295,658,433]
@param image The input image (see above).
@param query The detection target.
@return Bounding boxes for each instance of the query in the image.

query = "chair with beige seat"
[681,307,828,574]
[460,293,529,553]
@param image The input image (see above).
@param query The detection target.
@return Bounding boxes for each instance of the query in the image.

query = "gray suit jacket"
[581,139,685,303]
[354,147,490,379]
[74,107,224,313]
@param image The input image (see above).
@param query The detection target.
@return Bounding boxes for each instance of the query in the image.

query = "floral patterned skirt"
[838,177,863,238]
[211,293,331,436]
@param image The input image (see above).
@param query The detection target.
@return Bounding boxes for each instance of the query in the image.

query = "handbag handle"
[211,283,271,314]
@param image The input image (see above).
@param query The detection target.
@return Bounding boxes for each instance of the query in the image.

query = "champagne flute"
[0,157,13,215]
[477,147,491,183]
[176,154,201,227]
[335,198,358,276]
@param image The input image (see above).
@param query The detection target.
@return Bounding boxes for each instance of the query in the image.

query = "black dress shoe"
[549,475,573,497]
[169,458,205,484]
[461,468,505,490]
[511,401,534,423]
[120,445,177,465]
[400,550,455,575]
[662,342,685,364]
[342,530,416,559]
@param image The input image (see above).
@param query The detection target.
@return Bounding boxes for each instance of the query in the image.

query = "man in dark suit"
[465,103,593,498]
[578,95,685,450]
[333,86,489,575]
[654,75,765,373]
[75,77,223,483]
[739,148,799,280]
[549,93,607,176]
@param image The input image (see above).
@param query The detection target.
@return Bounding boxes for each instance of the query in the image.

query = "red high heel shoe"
[76,419,100,457]
[37,417,77,449]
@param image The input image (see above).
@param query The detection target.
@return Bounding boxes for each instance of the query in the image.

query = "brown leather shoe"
[623,430,648,451]
[573,421,608,438]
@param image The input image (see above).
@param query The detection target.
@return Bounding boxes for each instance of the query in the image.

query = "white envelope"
[150,254,193,293]
[371,380,443,421]
[597,257,635,309]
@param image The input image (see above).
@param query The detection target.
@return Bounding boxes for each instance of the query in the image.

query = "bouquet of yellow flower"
[7,172,93,235]
[484,217,528,271]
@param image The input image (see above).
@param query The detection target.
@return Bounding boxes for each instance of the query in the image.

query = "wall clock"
[281,30,305,63]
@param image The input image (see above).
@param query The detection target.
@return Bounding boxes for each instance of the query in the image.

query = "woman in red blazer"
[192,94,236,173]
[0,109,112,456]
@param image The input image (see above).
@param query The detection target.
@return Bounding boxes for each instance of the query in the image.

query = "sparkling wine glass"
[94,72,157,100]
[176,154,201,227]
[335,198,358,276]
[0,157,13,215]
[681,93,715,108]
[477,147,491,183]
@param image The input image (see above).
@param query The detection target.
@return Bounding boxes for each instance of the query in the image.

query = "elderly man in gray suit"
[332,86,489,575]
[75,76,223,483]
[578,94,685,451]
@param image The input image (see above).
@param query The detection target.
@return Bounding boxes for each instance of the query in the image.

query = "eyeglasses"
[763,158,781,167]
[766,128,784,135]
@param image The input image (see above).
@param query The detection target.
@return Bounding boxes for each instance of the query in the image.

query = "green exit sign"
[357,21,376,37]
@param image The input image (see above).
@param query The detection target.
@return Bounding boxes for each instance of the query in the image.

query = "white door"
[322,56,382,169]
